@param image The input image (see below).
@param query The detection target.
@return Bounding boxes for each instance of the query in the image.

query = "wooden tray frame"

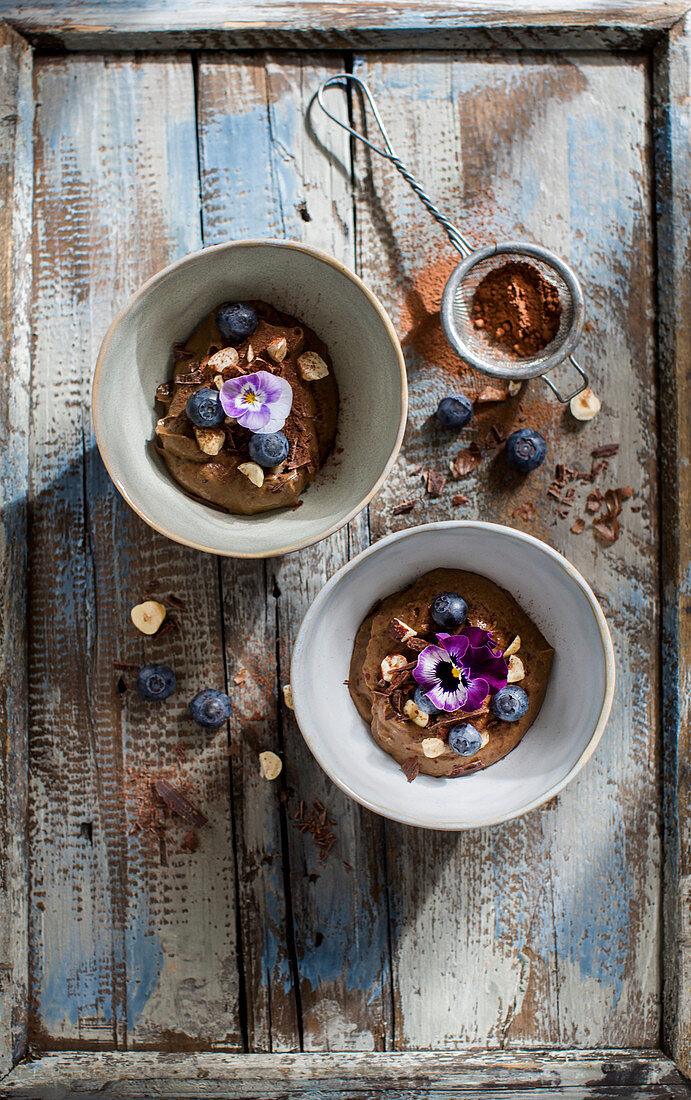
[0,3,688,1096]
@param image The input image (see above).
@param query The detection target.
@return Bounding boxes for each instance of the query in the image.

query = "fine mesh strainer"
[317,74,588,402]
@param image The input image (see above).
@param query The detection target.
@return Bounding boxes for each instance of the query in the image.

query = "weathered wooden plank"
[2,1049,690,1098]
[654,12,691,1083]
[29,54,241,1051]
[352,50,658,1048]
[0,1,684,51]
[0,19,32,1078]
[196,50,391,1052]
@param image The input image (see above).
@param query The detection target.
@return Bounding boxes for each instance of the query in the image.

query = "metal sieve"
[317,74,588,402]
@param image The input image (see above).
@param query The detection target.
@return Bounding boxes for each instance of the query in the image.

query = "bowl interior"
[291,523,614,829]
[93,242,405,556]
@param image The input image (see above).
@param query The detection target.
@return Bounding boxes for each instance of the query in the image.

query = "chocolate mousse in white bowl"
[291,521,615,830]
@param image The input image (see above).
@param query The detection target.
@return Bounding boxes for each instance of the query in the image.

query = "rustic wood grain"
[352,49,659,1048]
[0,1,686,51]
[654,12,691,1082]
[2,1048,690,1098]
[196,50,391,1053]
[0,19,32,1078]
[29,54,241,1051]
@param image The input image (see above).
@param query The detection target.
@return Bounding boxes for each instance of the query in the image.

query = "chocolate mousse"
[154,300,339,515]
[349,568,553,779]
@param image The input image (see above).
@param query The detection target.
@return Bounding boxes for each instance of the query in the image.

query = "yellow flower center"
[451,667,461,679]
[243,391,258,405]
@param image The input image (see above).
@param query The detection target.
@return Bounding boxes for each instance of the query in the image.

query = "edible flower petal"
[220,370,293,434]
[412,626,508,713]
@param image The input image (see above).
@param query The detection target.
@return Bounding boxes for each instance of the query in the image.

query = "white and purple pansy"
[220,370,293,434]
[413,626,508,713]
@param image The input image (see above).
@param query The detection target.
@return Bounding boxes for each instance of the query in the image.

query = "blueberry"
[492,685,529,722]
[186,387,225,428]
[136,664,176,701]
[448,723,483,756]
[435,394,473,429]
[504,428,547,472]
[190,688,232,729]
[248,431,290,468]
[414,687,440,716]
[430,592,468,631]
[216,302,258,344]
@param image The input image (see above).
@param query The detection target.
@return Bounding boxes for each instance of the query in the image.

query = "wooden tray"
[0,4,689,1096]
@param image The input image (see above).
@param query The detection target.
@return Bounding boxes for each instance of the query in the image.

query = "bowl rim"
[291,520,616,829]
[92,237,408,559]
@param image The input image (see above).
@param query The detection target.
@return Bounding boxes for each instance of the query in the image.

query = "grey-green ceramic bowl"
[93,239,407,557]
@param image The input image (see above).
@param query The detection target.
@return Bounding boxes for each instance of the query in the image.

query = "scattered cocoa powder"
[472,261,562,357]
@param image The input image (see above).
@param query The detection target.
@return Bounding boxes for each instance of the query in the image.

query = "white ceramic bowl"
[93,240,407,557]
[291,521,615,829]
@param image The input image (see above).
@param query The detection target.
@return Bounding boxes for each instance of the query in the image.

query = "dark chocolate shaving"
[591,443,619,458]
[154,778,208,829]
[393,498,419,516]
[425,469,447,497]
[401,757,420,783]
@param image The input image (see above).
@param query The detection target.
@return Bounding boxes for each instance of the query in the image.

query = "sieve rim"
[440,241,586,381]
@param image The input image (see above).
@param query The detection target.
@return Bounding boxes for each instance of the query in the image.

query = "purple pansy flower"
[220,370,293,434]
[413,626,508,713]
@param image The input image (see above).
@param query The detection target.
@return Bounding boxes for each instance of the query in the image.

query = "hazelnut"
[421,737,446,758]
[194,426,225,455]
[282,684,294,711]
[570,386,601,422]
[237,461,265,488]
[259,751,283,781]
[130,600,166,635]
[503,635,521,657]
[508,380,522,396]
[381,654,408,683]
[389,617,417,644]
[208,347,239,371]
[403,699,429,728]
[298,351,329,381]
[507,655,525,682]
[266,336,288,363]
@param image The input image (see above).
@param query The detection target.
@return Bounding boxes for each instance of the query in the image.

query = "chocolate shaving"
[293,799,337,863]
[570,517,586,534]
[425,469,446,497]
[112,660,139,671]
[180,830,200,853]
[593,516,620,543]
[586,489,603,513]
[175,370,206,384]
[393,498,419,516]
[451,493,470,506]
[401,757,420,783]
[451,443,482,478]
[617,485,635,500]
[591,443,619,458]
[475,385,507,404]
[449,759,484,778]
[154,777,208,829]
[604,488,623,519]
[405,636,429,653]
[390,689,406,715]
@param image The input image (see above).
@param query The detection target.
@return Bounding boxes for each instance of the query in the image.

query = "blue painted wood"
[353,49,659,1047]
[29,54,241,1051]
[196,50,391,1052]
[0,19,32,1076]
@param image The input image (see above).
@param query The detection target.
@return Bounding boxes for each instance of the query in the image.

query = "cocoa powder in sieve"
[471,261,562,357]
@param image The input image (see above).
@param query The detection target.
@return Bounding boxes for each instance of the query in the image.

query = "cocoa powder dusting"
[472,261,562,357]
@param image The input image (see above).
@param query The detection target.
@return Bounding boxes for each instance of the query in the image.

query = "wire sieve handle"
[316,73,474,258]
[541,356,589,403]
